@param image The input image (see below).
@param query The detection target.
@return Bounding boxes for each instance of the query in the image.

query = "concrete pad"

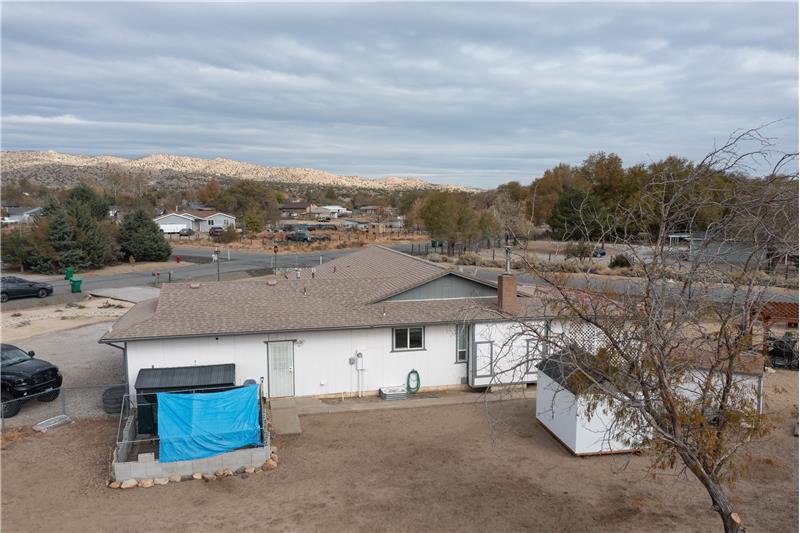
[89,286,160,303]
[271,408,302,435]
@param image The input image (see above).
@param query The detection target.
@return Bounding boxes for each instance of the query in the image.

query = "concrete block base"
[113,446,269,482]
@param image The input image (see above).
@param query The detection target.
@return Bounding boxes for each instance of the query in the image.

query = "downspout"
[104,340,130,400]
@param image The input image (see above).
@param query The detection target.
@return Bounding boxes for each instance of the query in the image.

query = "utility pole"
[214,247,220,281]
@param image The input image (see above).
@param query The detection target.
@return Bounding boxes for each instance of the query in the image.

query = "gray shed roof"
[134,364,236,391]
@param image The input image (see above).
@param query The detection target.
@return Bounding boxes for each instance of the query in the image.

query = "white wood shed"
[535,358,642,456]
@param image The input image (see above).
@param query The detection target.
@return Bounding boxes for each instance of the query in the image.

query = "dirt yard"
[1,371,797,532]
[1,297,131,342]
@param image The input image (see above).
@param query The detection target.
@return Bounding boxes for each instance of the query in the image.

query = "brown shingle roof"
[101,246,547,342]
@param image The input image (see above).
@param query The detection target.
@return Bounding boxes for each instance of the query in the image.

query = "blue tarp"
[157,384,261,463]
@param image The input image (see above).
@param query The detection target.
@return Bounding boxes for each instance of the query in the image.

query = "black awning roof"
[134,364,236,391]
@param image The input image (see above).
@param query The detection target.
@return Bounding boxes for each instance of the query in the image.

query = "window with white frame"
[393,327,424,351]
[208,220,214,226]
[456,324,468,362]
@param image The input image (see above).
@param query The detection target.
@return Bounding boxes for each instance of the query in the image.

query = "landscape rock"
[139,479,154,488]
[192,473,203,480]
[108,481,121,489]
[214,469,225,477]
[222,469,234,477]
[270,452,279,464]
[153,478,169,486]
[235,466,246,475]
[262,459,278,471]
[203,474,217,482]
[244,467,256,474]
[169,474,182,483]
[120,479,138,489]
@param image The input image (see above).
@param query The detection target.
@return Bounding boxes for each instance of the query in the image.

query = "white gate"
[267,341,294,397]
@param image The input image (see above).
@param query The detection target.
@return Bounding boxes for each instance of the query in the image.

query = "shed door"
[267,341,294,397]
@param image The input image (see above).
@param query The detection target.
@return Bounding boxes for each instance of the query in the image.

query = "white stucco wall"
[125,324,468,399]
[471,320,550,387]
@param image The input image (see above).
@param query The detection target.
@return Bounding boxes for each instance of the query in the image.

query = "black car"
[0,276,54,303]
[178,228,194,237]
[1,344,63,418]
[286,230,312,243]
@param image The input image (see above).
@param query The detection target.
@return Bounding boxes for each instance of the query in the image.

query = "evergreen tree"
[71,203,117,267]
[47,207,88,270]
[66,184,110,220]
[118,208,171,261]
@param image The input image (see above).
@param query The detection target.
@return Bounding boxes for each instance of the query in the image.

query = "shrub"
[564,241,592,259]
[609,254,631,268]
[218,226,239,244]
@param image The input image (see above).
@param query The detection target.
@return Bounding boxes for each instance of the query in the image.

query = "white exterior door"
[267,341,294,397]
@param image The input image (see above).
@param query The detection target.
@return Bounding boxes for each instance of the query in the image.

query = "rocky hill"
[1,151,472,192]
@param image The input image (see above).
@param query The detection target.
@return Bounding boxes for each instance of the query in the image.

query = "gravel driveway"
[1,322,124,429]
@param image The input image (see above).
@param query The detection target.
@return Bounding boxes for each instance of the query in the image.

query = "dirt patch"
[1,372,797,532]
[1,297,131,342]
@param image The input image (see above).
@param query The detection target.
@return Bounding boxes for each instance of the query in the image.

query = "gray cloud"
[2,2,797,187]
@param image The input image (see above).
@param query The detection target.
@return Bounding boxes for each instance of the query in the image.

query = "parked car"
[592,248,607,258]
[1,343,63,418]
[1,276,54,303]
[208,226,224,237]
[178,228,194,237]
[312,234,330,242]
[286,230,312,243]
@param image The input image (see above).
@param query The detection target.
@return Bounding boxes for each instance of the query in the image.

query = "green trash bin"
[431,239,439,248]
[64,266,74,280]
[69,278,82,293]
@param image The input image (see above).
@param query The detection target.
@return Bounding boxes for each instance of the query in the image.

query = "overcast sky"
[2,2,797,188]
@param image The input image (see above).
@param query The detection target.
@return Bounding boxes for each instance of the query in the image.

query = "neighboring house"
[355,205,384,217]
[154,210,236,234]
[102,246,559,401]
[310,206,340,219]
[320,205,351,217]
[153,213,195,234]
[385,216,405,230]
[1,206,43,224]
[109,205,120,221]
[343,219,369,231]
[279,202,315,218]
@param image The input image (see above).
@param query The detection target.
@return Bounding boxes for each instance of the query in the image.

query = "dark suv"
[1,344,63,418]
[1,276,54,303]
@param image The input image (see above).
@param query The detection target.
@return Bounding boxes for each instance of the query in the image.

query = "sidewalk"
[268,387,536,435]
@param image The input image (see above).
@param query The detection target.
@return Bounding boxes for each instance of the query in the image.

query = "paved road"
[4,243,795,311]
[2,244,413,310]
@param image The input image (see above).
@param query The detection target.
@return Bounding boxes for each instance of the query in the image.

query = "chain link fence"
[1,383,124,430]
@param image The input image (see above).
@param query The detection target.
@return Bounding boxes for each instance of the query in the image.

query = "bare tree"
[483,128,797,532]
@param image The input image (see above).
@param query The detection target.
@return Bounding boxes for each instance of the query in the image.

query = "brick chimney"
[498,247,518,314]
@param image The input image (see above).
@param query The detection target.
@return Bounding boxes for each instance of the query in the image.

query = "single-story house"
[385,216,405,230]
[1,206,43,224]
[279,202,315,218]
[154,210,236,234]
[355,205,386,217]
[310,205,344,219]
[102,246,565,401]
[343,219,370,231]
